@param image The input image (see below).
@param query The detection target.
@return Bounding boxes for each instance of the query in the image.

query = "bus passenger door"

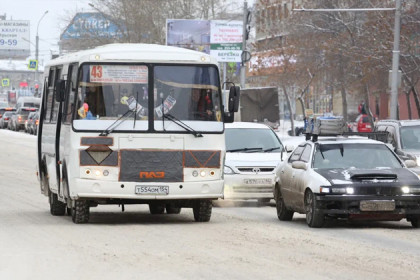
[41,67,62,196]
[58,63,78,198]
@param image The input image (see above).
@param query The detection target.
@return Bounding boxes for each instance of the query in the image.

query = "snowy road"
[0,130,419,280]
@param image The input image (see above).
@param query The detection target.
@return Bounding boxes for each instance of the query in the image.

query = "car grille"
[233,186,274,193]
[237,167,275,173]
[356,186,401,196]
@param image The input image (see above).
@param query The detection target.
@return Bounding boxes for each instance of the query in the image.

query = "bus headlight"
[94,170,101,176]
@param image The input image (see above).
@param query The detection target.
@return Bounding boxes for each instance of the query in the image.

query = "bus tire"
[193,200,212,222]
[166,203,181,214]
[72,200,90,224]
[49,191,66,216]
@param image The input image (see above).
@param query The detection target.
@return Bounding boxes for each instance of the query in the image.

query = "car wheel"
[49,190,66,216]
[72,200,90,224]
[166,203,181,214]
[275,187,294,221]
[193,200,212,222]
[304,190,325,228]
[149,203,165,214]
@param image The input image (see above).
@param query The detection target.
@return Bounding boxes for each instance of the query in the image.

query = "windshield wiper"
[99,109,135,136]
[264,146,281,152]
[163,113,203,137]
[227,147,263,153]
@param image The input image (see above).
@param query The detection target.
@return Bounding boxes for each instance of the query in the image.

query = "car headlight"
[224,166,235,174]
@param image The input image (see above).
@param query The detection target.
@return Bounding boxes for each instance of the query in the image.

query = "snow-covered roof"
[47,43,218,67]
[0,58,44,72]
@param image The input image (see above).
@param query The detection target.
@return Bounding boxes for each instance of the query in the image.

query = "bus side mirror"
[224,112,234,123]
[55,80,66,102]
[228,86,240,113]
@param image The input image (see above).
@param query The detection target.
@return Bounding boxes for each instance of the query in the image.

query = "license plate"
[243,178,272,185]
[360,200,395,211]
[135,185,169,195]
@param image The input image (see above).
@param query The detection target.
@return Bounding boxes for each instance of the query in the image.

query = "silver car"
[224,122,285,203]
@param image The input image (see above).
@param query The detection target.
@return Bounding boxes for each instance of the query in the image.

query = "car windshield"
[313,143,402,169]
[400,126,420,150]
[225,128,284,153]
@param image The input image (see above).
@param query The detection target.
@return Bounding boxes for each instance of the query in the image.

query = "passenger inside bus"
[190,88,214,121]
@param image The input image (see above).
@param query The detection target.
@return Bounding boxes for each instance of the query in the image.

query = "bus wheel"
[149,203,165,214]
[72,200,90,224]
[49,191,66,216]
[193,200,212,222]
[166,203,181,214]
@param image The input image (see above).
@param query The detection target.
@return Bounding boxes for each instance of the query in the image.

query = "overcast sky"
[2,0,253,65]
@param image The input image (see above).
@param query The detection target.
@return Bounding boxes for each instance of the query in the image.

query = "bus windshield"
[74,63,222,132]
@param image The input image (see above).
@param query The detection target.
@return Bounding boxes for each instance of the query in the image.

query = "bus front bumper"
[70,178,224,200]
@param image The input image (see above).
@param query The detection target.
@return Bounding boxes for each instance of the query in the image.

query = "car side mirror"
[292,161,307,170]
[228,86,240,113]
[285,145,294,153]
[404,160,417,168]
[55,79,66,102]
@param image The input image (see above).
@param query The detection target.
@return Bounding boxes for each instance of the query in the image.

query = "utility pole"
[240,1,247,89]
[390,0,401,119]
[35,10,48,84]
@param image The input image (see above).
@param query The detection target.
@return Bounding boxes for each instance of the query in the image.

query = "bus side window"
[64,63,78,124]
[51,67,62,123]
[45,68,55,123]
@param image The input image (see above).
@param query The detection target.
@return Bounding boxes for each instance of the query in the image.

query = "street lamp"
[35,10,48,84]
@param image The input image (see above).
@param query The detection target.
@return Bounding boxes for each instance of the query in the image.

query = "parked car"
[375,119,420,174]
[9,107,37,131]
[275,137,420,228]
[25,111,38,133]
[0,111,14,129]
[224,122,287,203]
[349,114,373,132]
[26,112,39,135]
[0,107,16,120]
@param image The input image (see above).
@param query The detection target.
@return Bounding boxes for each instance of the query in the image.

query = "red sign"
[19,82,28,87]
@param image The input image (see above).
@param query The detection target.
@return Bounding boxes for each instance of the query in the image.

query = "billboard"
[61,13,122,39]
[166,19,242,62]
[0,20,30,59]
[166,19,211,54]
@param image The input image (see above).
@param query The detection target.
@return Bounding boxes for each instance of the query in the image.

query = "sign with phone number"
[0,20,30,51]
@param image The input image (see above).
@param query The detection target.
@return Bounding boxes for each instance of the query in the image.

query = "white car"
[224,122,286,203]
[276,136,420,228]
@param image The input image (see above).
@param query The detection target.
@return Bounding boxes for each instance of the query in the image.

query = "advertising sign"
[61,13,122,39]
[89,65,148,83]
[166,19,243,62]
[0,20,30,59]
[210,20,242,62]
[166,19,211,54]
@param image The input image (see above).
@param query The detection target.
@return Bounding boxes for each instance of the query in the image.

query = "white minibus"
[37,44,239,223]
